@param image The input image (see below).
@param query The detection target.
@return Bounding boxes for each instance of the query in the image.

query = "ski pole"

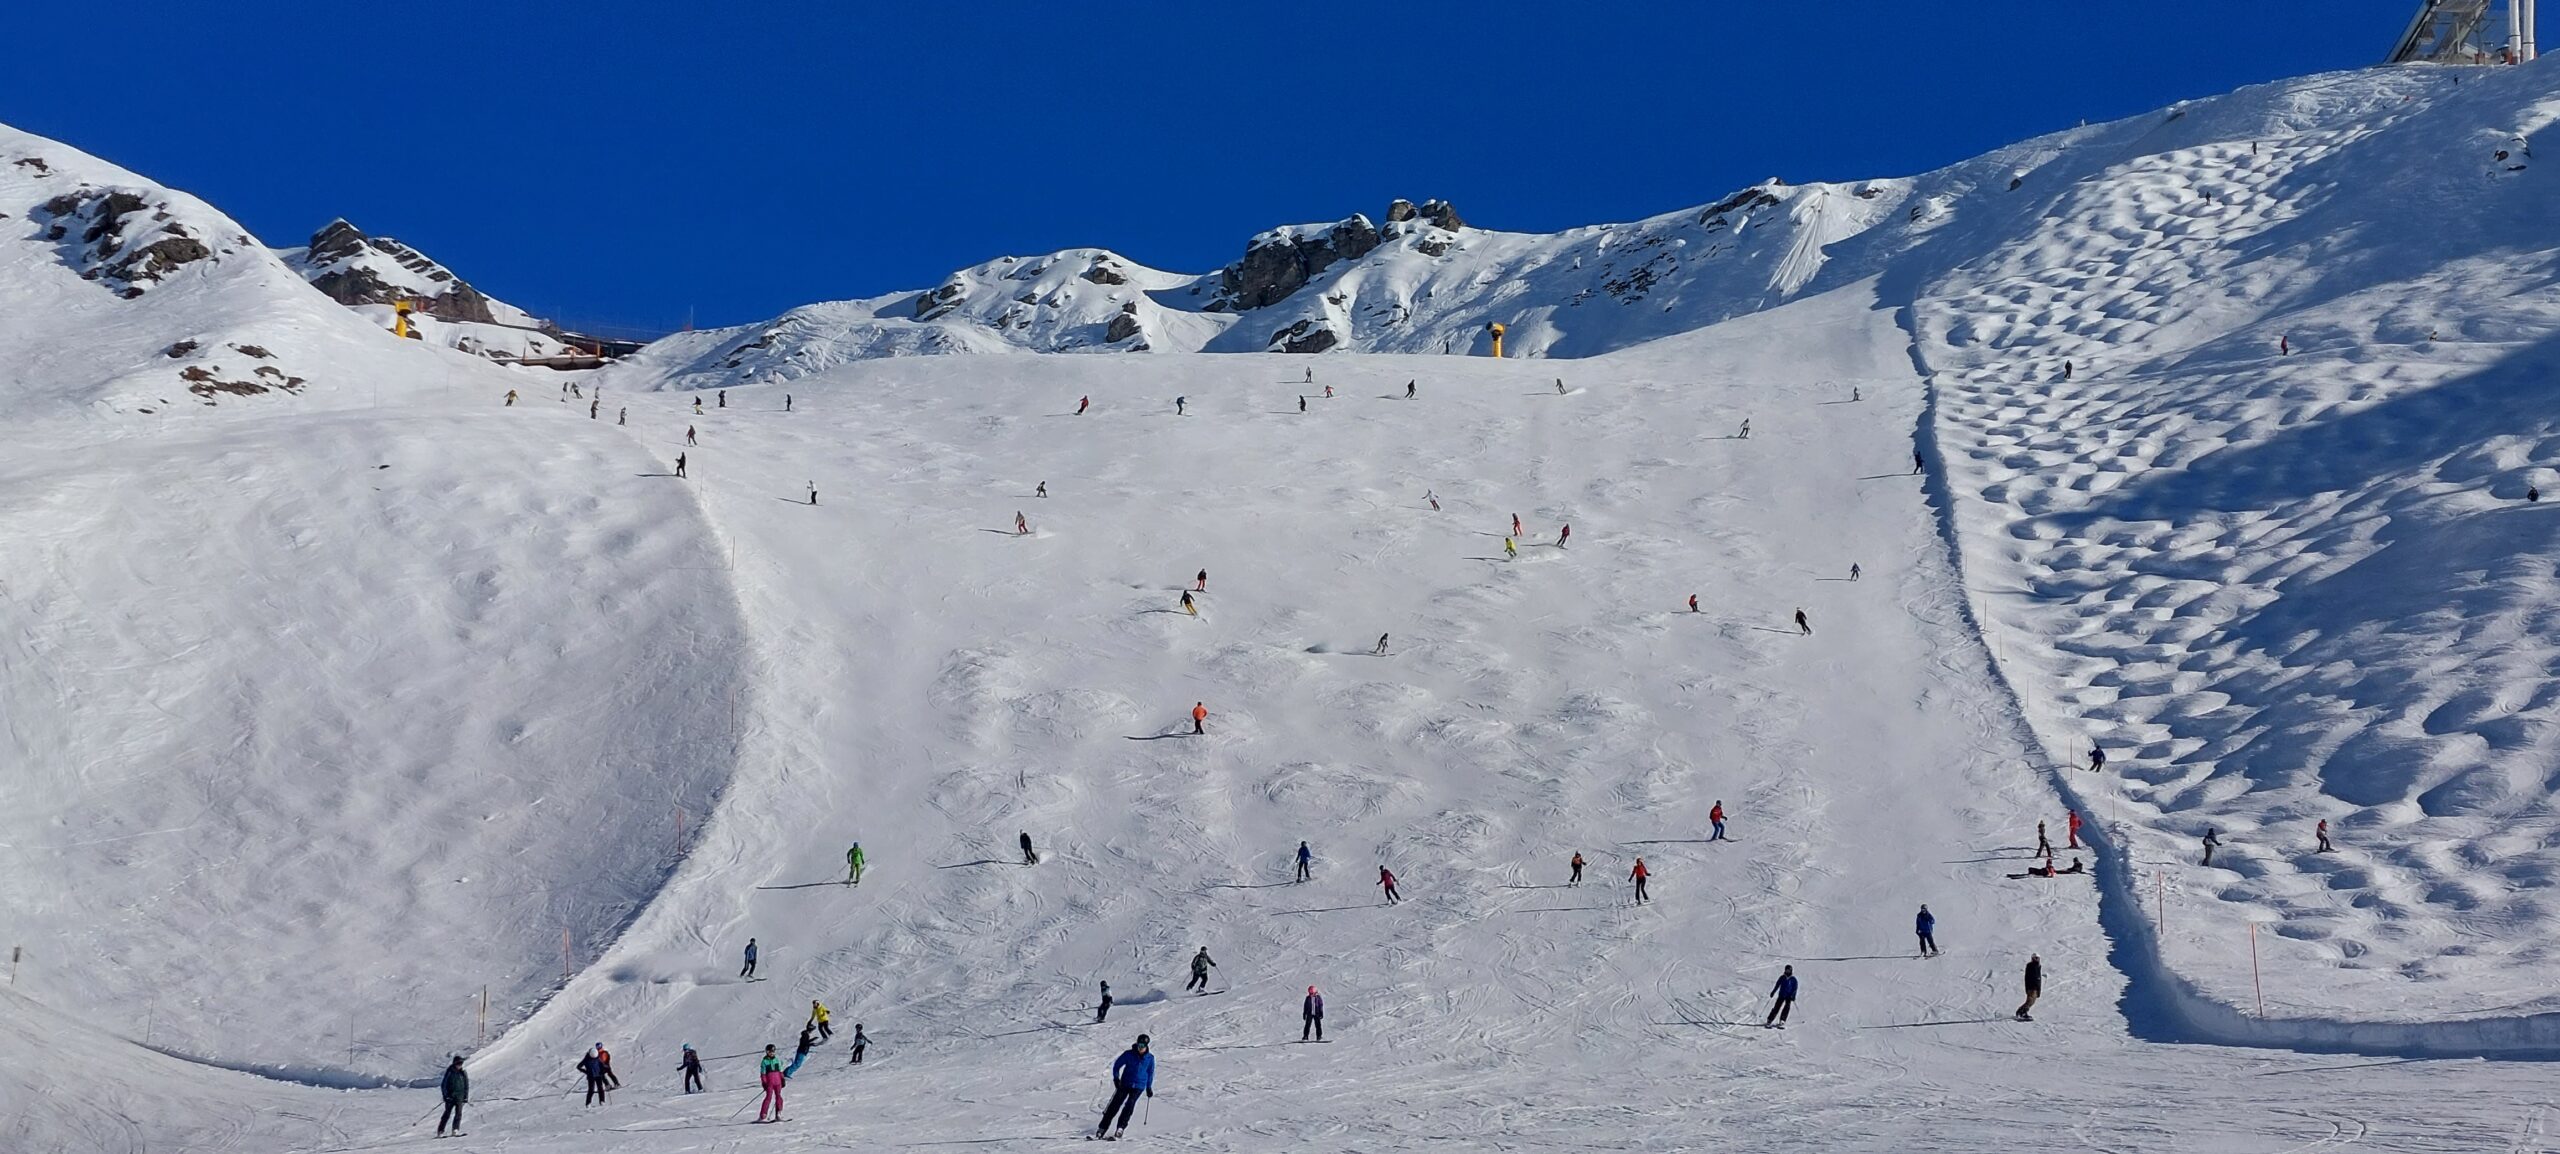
[1144,1096,1151,1126]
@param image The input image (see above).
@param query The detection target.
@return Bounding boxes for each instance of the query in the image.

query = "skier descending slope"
[1765,966,1799,1027]
[1016,512,1030,535]
[741,937,758,978]
[1504,537,1518,561]
[1629,857,1650,904]
[1557,524,1570,547]
[2016,954,2043,1021]
[1078,395,1089,415]
[1915,905,1938,957]
[1794,608,1812,636]
[1379,866,1403,904]
[1021,831,1039,865]
[849,1023,870,1064]
[1296,841,1313,883]
[1094,1035,1154,1141]
[1185,947,1217,993]
[1180,591,1197,616]
[680,1044,704,1092]
[1191,702,1208,735]
[1569,852,1584,884]
[1302,987,1325,1041]
[1373,633,1390,656]
[1195,569,1209,592]
[847,842,866,885]
[1096,980,1114,1023]
[435,1055,467,1137]
[757,1045,785,1122]
[1710,801,1727,841]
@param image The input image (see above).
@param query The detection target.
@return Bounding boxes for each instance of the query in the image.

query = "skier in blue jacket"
[1094,1035,1155,1140]
[1915,905,1939,957]
[1765,966,1799,1028]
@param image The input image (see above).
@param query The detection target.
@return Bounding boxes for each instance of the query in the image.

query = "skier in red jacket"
[1378,866,1402,904]
[2066,811,2082,850]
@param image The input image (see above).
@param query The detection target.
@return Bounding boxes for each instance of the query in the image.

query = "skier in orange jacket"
[1191,702,1208,734]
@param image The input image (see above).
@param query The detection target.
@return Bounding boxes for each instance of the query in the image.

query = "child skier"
[757,1045,785,1122]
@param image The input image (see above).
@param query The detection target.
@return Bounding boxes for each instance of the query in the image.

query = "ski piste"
[10,52,2560,1154]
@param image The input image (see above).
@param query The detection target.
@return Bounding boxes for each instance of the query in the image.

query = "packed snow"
[7,57,2560,1154]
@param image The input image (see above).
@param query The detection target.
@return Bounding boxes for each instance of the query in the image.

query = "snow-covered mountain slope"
[278,219,544,329]
[0,123,518,418]
[14,57,2560,1154]
[608,249,1236,391]
[1922,61,2560,1021]
[276,219,593,363]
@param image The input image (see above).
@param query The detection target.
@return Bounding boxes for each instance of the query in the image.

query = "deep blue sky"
[1,1,2415,332]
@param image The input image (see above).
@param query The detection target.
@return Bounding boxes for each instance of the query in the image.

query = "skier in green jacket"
[846,842,866,885]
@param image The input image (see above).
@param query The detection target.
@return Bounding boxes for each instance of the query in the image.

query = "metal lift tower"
[2389,0,2537,63]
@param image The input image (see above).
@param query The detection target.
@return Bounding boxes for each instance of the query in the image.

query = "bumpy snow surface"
[7,62,2560,1153]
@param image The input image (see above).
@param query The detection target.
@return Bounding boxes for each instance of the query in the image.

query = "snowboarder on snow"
[1426,490,1440,511]
[1373,633,1390,656]
[1629,857,1651,904]
[1191,702,1208,735]
[680,1043,704,1093]
[1096,980,1114,1023]
[1570,852,1585,884]
[847,842,866,884]
[1037,482,1048,498]
[1094,1035,1154,1140]
[1016,512,1030,535]
[1186,947,1217,993]
[1765,966,1798,1027]
[757,1045,785,1122]
[2315,819,2334,853]
[1915,905,1938,957]
[1296,840,1313,882]
[1379,866,1402,904]
[742,937,758,977]
[1710,801,1727,841]
[2200,828,2221,866]
[1302,986,1325,1041]
[1077,396,1089,415]
[2016,954,2043,1021]
[1794,608,1812,636]
[1180,591,1197,616]
[437,1055,468,1136]
[812,1000,833,1042]
[1020,831,1038,865]
[849,1023,869,1064]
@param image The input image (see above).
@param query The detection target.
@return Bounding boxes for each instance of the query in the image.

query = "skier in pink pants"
[757,1045,785,1122]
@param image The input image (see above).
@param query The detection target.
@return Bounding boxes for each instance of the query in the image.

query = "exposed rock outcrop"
[295,220,500,324]
[1211,215,1380,312]
[35,186,216,297]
